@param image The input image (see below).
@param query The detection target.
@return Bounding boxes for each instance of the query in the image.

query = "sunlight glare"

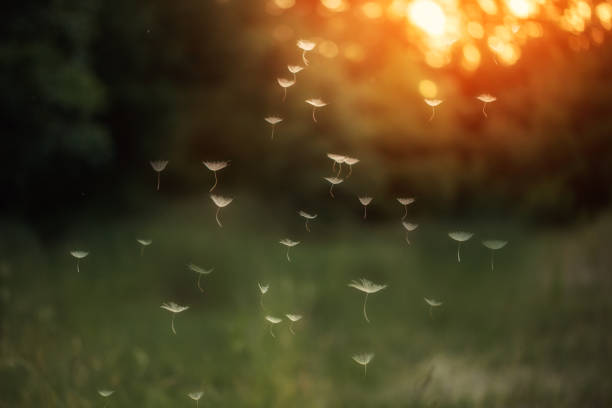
[409,0,447,37]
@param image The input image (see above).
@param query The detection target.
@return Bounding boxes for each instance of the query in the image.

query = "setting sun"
[408,0,447,37]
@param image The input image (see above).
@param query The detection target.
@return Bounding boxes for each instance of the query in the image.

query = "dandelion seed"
[136,239,152,256]
[327,153,346,176]
[348,278,387,323]
[187,263,213,293]
[150,160,168,191]
[285,313,302,335]
[203,161,230,192]
[424,297,443,318]
[402,221,419,245]
[323,177,343,198]
[358,196,373,219]
[265,116,283,140]
[482,239,508,271]
[279,238,300,262]
[397,197,415,220]
[265,315,283,338]
[160,301,189,334]
[424,98,443,121]
[258,282,269,310]
[344,156,359,178]
[448,231,474,263]
[287,64,304,81]
[210,194,233,228]
[98,389,114,407]
[70,250,89,273]
[476,94,497,118]
[277,77,295,102]
[298,210,318,232]
[188,391,204,408]
[352,353,374,376]
[306,98,327,123]
[297,39,316,65]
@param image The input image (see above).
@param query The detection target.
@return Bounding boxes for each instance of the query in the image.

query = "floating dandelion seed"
[264,116,283,140]
[348,278,387,323]
[297,39,316,65]
[402,221,419,244]
[397,197,415,220]
[352,353,374,376]
[188,391,204,408]
[98,389,114,407]
[265,315,283,338]
[210,194,233,228]
[287,64,304,81]
[136,239,152,256]
[70,250,89,273]
[160,302,189,335]
[202,161,230,192]
[482,239,508,271]
[187,263,213,293]
[476,94,497,118]
[285,313,302,335]
[358,196,373,219]
[277,77,295,102]
[306,98,327,123]
[258,282,269,310]
[424,98,443,121]
[327,153,346,176]
[150,160,168,191]
[344,157,359,178]
[298,210,317,232]
[280,238,300,262]
[424,297,443,318]
[323,177,343,198]
[448,231,474,263]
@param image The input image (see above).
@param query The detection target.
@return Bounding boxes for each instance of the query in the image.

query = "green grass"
[1,197,611,407]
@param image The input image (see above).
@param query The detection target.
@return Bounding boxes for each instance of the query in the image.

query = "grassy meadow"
[1,195,611,407]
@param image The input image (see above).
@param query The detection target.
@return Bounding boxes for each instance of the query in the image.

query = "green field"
[1,197,611,407]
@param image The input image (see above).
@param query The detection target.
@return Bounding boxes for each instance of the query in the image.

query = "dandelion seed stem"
[402,205,407,221]
[406,233,411,245]
[329,184,335,198]
[482,103,488,118]
[286,247,291,262]
[305,220,310,232]
[457,242,461,263]
[210,172,218,192]
[171,314,176,335]
[292,72,296,81]
[76,260,80,273]
[363,293,370,323]
[429,306,433,319]
[491,251,495,271]
[429,107,435,122]
[364,363,367,376]
[157,172,160,191]
[215,207,223,228]
[289,323,295,335]
[363,206,367,219]
[282,87,287,102]
[269,324,275,338]
[271,125,275,140]
[332,161,336,172]
[302,50,308,66]
[336,162,342,178]
[347,165,353,178]
[197,274,204,293]
[312,107,317,123]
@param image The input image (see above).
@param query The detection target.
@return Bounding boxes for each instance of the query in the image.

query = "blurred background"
[1,0,612,406]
